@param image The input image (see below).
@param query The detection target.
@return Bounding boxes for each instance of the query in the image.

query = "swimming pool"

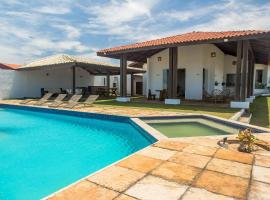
[143,116,268,138]
[0,105,155,200]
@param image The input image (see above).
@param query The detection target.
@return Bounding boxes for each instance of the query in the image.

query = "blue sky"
[0,0,269,64]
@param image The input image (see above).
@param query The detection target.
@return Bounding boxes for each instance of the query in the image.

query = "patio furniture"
[62,94,82,108]
[110,88,117,96]
[48,94,67,108]
[97,87,107,96]
[80,95,99,107]
[20,93,53,105]
[148,89,156,100]
[203,90,214,102]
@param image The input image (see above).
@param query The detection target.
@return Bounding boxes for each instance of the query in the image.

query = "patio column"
[240,40,249,101]
[131,73,134,97]
[250,59,255,96]
[117,55,130,102]
[166,47,180,104]
[168,47,178,99]
[235,41,243,101]
[106,72,110,97]
[72,65,76,94]
[247,54,252,97]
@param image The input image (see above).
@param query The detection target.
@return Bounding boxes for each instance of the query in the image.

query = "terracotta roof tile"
[0,63,21,70]
[98,30,270,54]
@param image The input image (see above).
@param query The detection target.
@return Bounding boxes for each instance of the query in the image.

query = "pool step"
[238,113,252,124]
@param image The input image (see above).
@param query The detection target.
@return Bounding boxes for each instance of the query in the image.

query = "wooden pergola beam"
[168,47,178,99]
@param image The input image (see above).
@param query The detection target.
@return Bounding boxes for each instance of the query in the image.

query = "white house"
[0,55,144,100]
[97,30,270,108]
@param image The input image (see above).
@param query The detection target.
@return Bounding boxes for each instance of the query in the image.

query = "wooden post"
[241,40,249,101]
[250,59,255,96]
[168,47,178,99]
[120,55,127,97]
[106,72,110,97]
[131,73,134,97]
[235,41,242,100]
[72,65,76,94]
[247,53,253,97]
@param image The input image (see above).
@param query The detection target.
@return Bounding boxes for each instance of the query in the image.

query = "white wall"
[0,67,95,99]
[147,44,225,100]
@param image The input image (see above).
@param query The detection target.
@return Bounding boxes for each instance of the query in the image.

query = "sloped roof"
[97,30,269,54]
[18,54,145,75]
[0,63,21,70]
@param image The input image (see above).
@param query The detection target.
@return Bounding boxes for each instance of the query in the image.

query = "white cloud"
[33,6,70,15]
[52,24,81,39]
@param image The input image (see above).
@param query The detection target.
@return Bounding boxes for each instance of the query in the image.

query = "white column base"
[116,97,130,102]
[230,101,250,109]
[245,97,254,103]
[250,95,256,100]
[165,99,181,105]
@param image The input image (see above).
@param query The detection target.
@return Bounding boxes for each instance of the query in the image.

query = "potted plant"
[214,81,219,86]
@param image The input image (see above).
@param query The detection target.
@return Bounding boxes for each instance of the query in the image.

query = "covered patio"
[17,54,144,98]
[97,30,270,108]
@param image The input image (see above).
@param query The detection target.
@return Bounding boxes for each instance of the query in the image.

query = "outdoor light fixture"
[211,52,216,57]
[46,73,49,76]
[232,61,237,65]
[224,38,229,42]
[158,57,162,61]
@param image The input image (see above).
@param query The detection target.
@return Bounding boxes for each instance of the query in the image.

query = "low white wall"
[0,69,16,99]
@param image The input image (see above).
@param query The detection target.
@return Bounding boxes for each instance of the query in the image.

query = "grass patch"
[250,96,270,128]
[94,98,238,119]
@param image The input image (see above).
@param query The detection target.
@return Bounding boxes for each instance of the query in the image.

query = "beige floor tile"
[252,166,270,184]
[125,175,188,200]
[254,154,270,168]
[88,166,145,192]
[206,158,252,178]
[182,187,235,200]
[154,140,189,151]
[248,180,270,200]
[137,146,176,160]
[48,180,119,200]
[117,154,162,173]
[194,170,249,199]
[215,149,253,164]
[115,194,137,200]
[151,161,201,184]
[169,151,211,168]
[183,144,217,156]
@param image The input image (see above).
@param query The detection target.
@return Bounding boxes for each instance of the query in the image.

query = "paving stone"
[88,166,145,192]
[182,187,235,200]
[169,151,211,168]
[115,194,137,200]
[248,180,270,200]
[137,146,176,160]
[151,161,201,184]
[194,170,249,199]
[206,158,252,178]
[254,154,270,168]
[252,165,270,184]
[48,180,119,200]
[215,149,253,164]
[125,175,188,200]
[154,140,189,151]
[183,144,217,156]
[117,154,162,173]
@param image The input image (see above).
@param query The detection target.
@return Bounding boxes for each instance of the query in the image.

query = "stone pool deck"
[47,135,270,200]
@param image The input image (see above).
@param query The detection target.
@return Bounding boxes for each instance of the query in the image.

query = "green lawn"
[250,96,270,128]
[94,98,238,119]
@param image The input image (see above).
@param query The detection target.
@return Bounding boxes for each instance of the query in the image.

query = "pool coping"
[1,103,270,199]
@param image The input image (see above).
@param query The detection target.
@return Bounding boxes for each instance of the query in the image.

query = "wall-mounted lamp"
[232,61,237,65]
[157,56,162,61]
[211,52,216,57]
[46,73,49,76]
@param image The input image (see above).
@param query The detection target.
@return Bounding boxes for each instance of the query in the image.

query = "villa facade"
[143,44,270,100]
[98,30,270,108]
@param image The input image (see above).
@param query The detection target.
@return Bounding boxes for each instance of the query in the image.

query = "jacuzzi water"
[0,106,155,200]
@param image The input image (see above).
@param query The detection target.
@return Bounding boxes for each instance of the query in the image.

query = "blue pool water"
[0,106,155,200]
